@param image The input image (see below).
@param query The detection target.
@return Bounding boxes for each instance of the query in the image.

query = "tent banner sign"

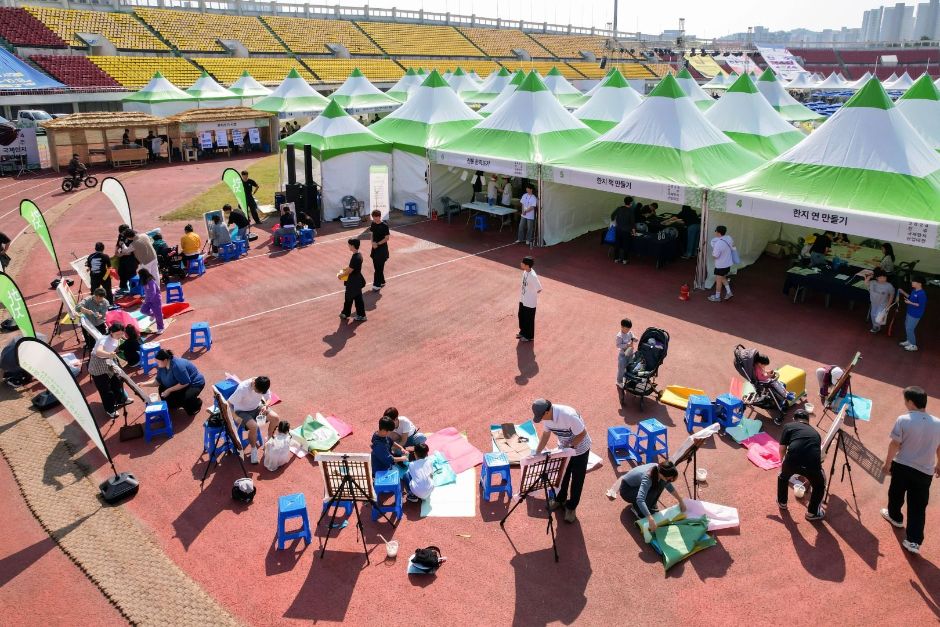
[547,165,688,206]
[758,47,808,81]
[430,149,536,179]
[715,189,940,249]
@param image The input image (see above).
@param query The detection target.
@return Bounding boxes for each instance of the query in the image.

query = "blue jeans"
[404,431,427,448]
[905,314,921,346]
[685,223,700,257]
[617,351,631,384]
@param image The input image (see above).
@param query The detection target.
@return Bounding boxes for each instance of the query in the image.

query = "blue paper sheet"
[837,394,872,421]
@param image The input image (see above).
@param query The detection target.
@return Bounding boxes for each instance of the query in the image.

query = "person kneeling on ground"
[148,349,205,417]
[229,376,279,464]
[405,443,434,503]
[371,415,409,475]
[777,409,826,521]
[208,214,231,256]
[384,406,426,452]
[606,460,686,532]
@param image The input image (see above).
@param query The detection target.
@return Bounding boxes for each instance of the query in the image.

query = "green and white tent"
[814,72,846,90]
[704,73,805,160]
[370,70,482,215]
[702,71,731,90]
[279,100,392,219]
[713,78,940,264]
[123,71,195,116]
[465,67,512,105]
[571,68,642,133]
[885,71,915,90]
[755,68,823,121]
[186,70,240,108]
[469,70,483,83]
[387,68,423,102]
[783,72,816,90]
[329,68,401,114]
[446,67,481,100]
[675,68,714,110]
[478,70,527,116]
[229,70,272,105]
[881,72,899,87]
[542,74,762,245]
[894,74,940,152]
[252,69,329,117]
[542,66,584,108]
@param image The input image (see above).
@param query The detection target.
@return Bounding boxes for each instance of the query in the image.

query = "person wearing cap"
[532,399,592,523]
[815,365,846,402]
[88,323,131,420]
[777,409,826,521]
[605,460,686,532]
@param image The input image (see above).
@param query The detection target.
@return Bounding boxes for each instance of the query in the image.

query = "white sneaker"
[899,341,910,347]
[905,344,918,352]
[881,508,904,528]
[708,294,722,302]
[249,449,259,464]
[902,539,921,554]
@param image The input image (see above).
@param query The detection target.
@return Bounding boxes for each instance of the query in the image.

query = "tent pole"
[536,166,542,247]
[693,188,709,290]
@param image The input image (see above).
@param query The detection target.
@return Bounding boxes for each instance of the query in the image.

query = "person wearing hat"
[777,409,826,521]
[815,365,845,402]
[532,399,592,523]
[88,323,131,420]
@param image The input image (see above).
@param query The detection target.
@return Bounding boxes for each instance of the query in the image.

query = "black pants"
[620,478,664,515]
[777,459,826,515]
[246,196,261,224]
[372,254,387,287]
[887,461,933,545]
[91,373,126,415]
[90,272,113,303]
[518,303,536,340]
[118,255,138,291]
[160,382,205,416]
[556,449,591,511]
[342,288,365,317]
[613,229,632,261]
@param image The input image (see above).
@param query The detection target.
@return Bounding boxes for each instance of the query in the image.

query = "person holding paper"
[606,460,686,532]
[88,323,131,420]
[533,399,592,523]
[777,409,826,521]
[229,376,280,464]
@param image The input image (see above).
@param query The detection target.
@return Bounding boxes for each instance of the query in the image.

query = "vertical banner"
[16,337,112,463]
[369,165,390,219]
[100,177,133,228]
[0,273,35,337]
[19,199,60,272]
[221,167,248,212]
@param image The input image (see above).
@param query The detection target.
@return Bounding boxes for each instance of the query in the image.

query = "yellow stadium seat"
[400,58,501,77]
[530,34,624,58]
[565,62,609,79]
[88,56,200,88]
[26,7,168,51]
[301,58,403,82]
[357,22,482,57]
[192,58,316,85]
[642,63,673,77]
[262,16,379,55]
[135,8,284,53]
[458,27,551,58]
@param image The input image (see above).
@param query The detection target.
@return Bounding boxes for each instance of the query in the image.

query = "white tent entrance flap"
[391,149,430,215]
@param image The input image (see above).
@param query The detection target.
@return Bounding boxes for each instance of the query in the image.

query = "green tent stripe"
[648,74,687,99]
[757,68,777,82]
[421,70,449,88]
[843,78,893,110]
[722,130,804,160]
[580,118,618,134]
[601,68,629,88]
[441,127,596,163]
[370,117,480,155]
[516,71,549,93]
[726,73,759,95]
[279,131,393,160]
[899,73,940,102]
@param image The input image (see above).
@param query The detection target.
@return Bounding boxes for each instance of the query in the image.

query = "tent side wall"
[698,209,782,287]
[429,164,475,214]
[391,148,430,215]
[540,183,620,246]
[321,151,393,220]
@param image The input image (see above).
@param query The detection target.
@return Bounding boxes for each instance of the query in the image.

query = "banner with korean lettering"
[430,149,536,179]
[19,199,60,272]
[548,165,690,206]
[221,167,248,212]
[0,273,35,337]
[757,47,808,81]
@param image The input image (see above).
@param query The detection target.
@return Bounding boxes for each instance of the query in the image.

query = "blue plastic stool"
[473,215,487,232]
[218,242,237,262]
[238,421,264,449]
[128,275,143,296]
[233,239,249,257]
[715,393,745,429]
[280,231,297,249]
[144,401,173,442]
[298,228,314,246]
[203,420,232,459]
[165,282,184,303]
[277,493,311,549]
[186,255,206,276]
[213,378,238,400]
[637,418,669,463]
[404,201,418,216]
[607,426,639,465]
[480,452,512,501]
[189,321,212,352]
[372,468,402,522]
[321,499,354,518]
[140,342,161,375]
[685,394,717,434]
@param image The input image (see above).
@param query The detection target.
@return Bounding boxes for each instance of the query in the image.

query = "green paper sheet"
[726,417,763,443]
[291,413,339,452]
[652,515,717,571]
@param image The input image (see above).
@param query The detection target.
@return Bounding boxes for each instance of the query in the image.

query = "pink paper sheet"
[324,415,353,439]
[425,427,484,475]
[741,432,782,470]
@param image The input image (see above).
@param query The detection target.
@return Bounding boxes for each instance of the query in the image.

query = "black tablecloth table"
[782,265,870,308]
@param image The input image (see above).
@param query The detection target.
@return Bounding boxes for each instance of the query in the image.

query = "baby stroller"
[733,344,789,422]
[158,245,185,283]
[619,328,669,407]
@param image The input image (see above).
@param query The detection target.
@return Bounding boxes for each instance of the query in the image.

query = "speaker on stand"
[302,145,321,229]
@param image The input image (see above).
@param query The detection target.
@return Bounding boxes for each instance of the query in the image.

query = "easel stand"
[52,303,82,348]
[823,429,858,511]
[199,429,248,485]
[317,468,394,565]
[680,447,702,499]
[500,458,561,562]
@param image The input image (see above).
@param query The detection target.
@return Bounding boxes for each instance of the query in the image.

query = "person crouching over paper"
[229,376,279,465]
[371,415,409,476]
[606,460,687,532]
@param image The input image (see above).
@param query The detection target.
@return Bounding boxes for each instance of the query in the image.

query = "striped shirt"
[88,336,118,377]
[541,404,592,456]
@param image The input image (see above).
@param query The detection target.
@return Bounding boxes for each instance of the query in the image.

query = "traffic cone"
[679,284,690,301]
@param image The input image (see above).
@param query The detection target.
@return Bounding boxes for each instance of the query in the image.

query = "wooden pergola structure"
[165,107,278,159]
[41,112,168,172]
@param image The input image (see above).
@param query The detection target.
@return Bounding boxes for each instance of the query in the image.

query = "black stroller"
[158,245,186,284]
[618,328,669,407]
[733,344,789,422]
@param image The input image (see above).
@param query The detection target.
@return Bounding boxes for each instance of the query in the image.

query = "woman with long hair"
[137,267,164,334]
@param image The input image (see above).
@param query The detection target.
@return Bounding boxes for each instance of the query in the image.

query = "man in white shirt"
[384,406,426,451]
[533,398,593,523]
[405,443,435,503]
[517,256,542,343]
[517,185,537,245]
[709,225,735,302]
[227,376,280,464]
[486,175,498,205]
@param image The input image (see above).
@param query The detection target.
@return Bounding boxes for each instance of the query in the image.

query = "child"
[899,276,927,352]
[405,443,434,503]
[371,415,409,474]
[118,324,141,368]
[616,318,636,387]
[385,406,426,452]
[754,353,796,420]
[263,420,292,471]
[137,268,164,334]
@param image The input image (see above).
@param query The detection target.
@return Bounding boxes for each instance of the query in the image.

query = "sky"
[348,0,876,39]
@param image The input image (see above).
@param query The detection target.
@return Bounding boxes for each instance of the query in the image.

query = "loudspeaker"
[303,144,313,185]
[286,144,297,186]
[285,182,303,206]
[31,390,60,410]
[599,56,607,69]
[303,183,320,228]
[99,472,139,504]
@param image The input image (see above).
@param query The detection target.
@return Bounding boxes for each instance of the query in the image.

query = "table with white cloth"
[462,202,517,232]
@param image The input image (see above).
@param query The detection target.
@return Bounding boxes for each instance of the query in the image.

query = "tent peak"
[648,73,687,99]
[421,69,450,88]
[899,73,940,102]
[727,72,759,94]
[844,78,893,110]
[516,71,548,93]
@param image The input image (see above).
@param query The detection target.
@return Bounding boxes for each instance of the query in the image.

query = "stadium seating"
[614,63,658,79]
[459,27,551,58]
[357,22,482,57]
[89,55,201,88]
[402,58,501,77]
[262,16,380,55]
[193,58,315,85]
[30,54,121,88]
[837,50,880,64]
[26,7,167,51]
[302,58,402,82]
[135,8,284,53]
[500,61,581,78]
[0,7,67,48]
[530,34,616,58]
[565,61,608,79]
[788,48,838,64]
[893,49,940,63]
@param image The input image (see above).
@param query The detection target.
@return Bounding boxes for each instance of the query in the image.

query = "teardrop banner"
[19,199,60,273]
[222,167,248,212]
[0,272,35,337]
[100,177,133,228]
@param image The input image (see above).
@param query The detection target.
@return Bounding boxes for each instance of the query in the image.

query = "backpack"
[412,545,443,572]
[232,478,256,503]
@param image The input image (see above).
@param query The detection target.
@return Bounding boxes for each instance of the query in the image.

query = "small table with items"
[782,263,871,308]
[462,201,517,232]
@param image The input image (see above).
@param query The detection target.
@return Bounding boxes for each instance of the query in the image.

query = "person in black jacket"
[610,196,637,264]
[85,242,113,303]
[224,203,250,240]
[369,210,390,291]
[340,239,367,322]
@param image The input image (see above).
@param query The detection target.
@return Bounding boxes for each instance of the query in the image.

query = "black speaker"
[285,144,297,186]
[100,472,139,504]
[303,144,313,185]
[285,182,303,206]
[303,183,320,228]
[599,56,607,69]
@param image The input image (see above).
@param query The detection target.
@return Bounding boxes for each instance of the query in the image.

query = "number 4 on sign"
[736,200,743,208]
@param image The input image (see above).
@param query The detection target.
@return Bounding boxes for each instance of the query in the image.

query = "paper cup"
[696,468,708,482]
[149,393,159,403]
[794,485,807,499]
[386,540,399,558]
[803,402,815,415]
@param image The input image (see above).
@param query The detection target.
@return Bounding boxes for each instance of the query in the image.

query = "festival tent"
[885,71,915,90]
[881,72,899,87]
[252,69,329,117]
[464,67,512,105]
[846,71,873,89]
[571,68,643,133]
[837,72,849,83]
[674,68,715,110]
[710,78,940,280]
[814,72,847,90]
[386,68,423,102]
[702,71,731,90]
[783,72,816,90]
[329,68,401,114]
[445,67,481,101]
[469,70,483,83]
[229,70,271,105]
[478,70,527,116]
[934,75,940,90]
[186,70,240,108]
[704,73,805,160]
[279,100,392,219]
[895,74,940,152]
[370,70,482,215]
[542,66,584,107]
[755,68,823,121]
[541,74,762,245]
[123,71,195,116]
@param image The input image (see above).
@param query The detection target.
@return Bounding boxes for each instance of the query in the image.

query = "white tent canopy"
[186,71,240,108]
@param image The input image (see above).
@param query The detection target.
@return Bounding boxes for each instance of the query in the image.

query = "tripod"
[317,463,394,565]
[500,454,560,562]
[199,427,248,485]
[823,429,858,512]
[818,378,860,439]
[679,446,703,499]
